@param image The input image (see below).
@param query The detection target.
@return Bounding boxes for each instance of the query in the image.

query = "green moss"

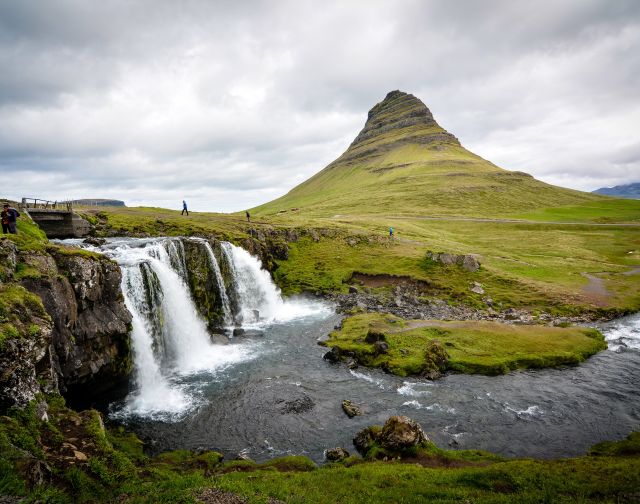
[0,284,49,351]
[322,313,607,377]
[5,216,49,253]
[590,432,640,457]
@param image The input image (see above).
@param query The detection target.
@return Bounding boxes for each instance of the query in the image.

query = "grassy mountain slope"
[251,91,612,219]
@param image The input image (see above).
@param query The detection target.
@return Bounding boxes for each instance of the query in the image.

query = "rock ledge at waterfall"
[1,237,132,411]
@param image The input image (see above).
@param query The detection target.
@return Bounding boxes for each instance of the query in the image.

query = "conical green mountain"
[253,90,601,218]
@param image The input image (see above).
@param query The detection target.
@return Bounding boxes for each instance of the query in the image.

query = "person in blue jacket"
[182,200,189,216]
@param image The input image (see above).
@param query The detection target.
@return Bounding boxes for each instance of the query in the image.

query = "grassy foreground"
[1,395,639,503]
[321,312,607,376]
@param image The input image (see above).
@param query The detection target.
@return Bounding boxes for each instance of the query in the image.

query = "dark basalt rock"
[20,249,133,401]
[365,330,386,343]
[323,346,342,363]
[379,415,428,451]
[422,340,448,380]
[373,341,389,355]
[353,426,381,455]
[277,394,315,414]
[354,416,428,457]
[0,238,17,280]
[325,447,350,462]
[82,237,106,246]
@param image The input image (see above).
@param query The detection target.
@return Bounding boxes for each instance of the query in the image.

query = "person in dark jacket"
[246,210,250,222]
[1,203,20,234]
[182,200,189,216]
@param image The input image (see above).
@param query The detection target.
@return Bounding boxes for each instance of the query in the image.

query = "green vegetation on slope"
[81,203,640,315]
[322,312,606,376]
[250,91,610,220]
[0,284,49,350]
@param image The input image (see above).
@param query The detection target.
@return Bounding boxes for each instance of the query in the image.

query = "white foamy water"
[397,381,434,398]
[402,400,455,413]
[602,312,640,352]
[222,242,332,326]
[80,237,333,420]
[505,404,544,418]
[102,239,259,419]
[349,369,387,389]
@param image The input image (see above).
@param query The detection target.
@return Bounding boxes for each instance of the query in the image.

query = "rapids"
[73,237,640,463]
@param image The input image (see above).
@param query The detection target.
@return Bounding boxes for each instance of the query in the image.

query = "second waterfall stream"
[82,237,330,420]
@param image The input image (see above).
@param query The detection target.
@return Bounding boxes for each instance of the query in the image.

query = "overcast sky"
[1,0,639,212]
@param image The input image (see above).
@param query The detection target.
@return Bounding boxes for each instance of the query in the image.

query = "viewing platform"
[20,198,91,238]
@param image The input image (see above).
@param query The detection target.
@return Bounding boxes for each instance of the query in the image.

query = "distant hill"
[593,182,640,199]
[71,199,126,207]
[251,90,603,218]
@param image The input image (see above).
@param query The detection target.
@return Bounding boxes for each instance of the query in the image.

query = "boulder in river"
[323,346,342,363]
[341,399,362,418]
[354,416,429,457]
[325,447,350,462]
[379,415,428,451]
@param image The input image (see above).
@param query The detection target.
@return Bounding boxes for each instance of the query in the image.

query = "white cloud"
[1,0,639,211]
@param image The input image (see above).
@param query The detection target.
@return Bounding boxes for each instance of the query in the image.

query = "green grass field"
[321,312,606,376]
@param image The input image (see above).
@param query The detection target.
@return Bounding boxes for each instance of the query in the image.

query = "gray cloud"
[1,0,639,211]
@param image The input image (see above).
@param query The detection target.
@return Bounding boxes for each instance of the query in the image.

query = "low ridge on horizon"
[251,90,603,218]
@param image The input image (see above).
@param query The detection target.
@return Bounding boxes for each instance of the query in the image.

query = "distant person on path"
[182,200,189,216]
[2,203,20,234]
[389,226,394,239]
[246,210,250,222]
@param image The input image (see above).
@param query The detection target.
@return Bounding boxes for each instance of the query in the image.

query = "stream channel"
[72,237,640,464]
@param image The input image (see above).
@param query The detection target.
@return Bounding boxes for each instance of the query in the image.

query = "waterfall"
[164,239,188,280]
[202,241,233,326]
[78,236,330,420]
[221,242,283,324]
[99,238,258,419]
[119,262,190,417]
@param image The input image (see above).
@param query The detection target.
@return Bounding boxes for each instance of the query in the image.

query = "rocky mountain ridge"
[593,182,640,199]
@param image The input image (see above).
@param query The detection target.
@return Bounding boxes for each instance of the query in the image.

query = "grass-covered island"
[321,312,607,377]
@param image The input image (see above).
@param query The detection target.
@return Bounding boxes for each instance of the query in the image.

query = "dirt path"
[385,215,640,227]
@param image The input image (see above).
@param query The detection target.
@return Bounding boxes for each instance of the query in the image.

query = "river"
[74,237,640,463]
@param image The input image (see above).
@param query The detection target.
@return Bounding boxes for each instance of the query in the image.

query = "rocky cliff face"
[182,239,228,330]
[0,238,132,412]
[25,251,132,399]
[328,90,460,166]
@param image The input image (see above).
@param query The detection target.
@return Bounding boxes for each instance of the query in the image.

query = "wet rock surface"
[341,399,362,418]
[277,394,315,415]
[354,416,428,456]
[7,247,133,404]
[329,280,602,325]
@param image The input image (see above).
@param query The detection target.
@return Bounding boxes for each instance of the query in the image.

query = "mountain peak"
[345,90,459,159]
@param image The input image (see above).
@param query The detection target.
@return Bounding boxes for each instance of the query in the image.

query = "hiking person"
[389,226,394,239]
[246,210,250,222]
[2,203,20,234]
[182,200,189,216]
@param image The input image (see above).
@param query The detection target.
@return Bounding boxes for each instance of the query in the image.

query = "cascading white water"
[74,236,331,420]
[99,238,259,419]
[164,239,188,280]
[118,265,190,417]
[201,241,233,326]
[221,241,329,325]
[221,242,283,323]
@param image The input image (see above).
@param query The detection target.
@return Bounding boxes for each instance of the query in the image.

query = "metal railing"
[21,198,73,211]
